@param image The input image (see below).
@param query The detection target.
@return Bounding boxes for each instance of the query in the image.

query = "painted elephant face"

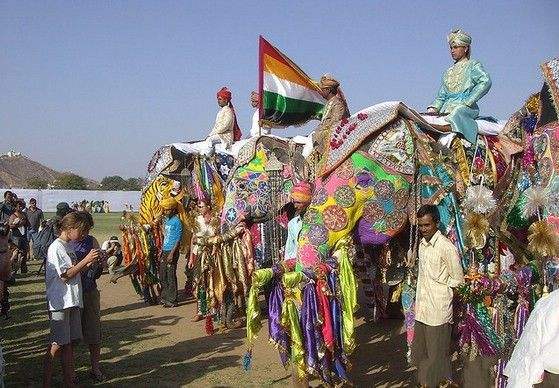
[221,142,308,230]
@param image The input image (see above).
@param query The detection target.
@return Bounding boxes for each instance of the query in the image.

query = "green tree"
[55,173,88,190]
[101,175,128,190]
[26,177,48,189]
[125,177,143,191]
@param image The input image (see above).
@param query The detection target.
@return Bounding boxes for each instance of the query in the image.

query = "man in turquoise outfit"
[427,29,492,144]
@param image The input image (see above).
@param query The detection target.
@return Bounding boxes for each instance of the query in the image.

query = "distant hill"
[0,151,99,189]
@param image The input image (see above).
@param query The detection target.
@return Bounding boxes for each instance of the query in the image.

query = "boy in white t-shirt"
[43,212,100,387]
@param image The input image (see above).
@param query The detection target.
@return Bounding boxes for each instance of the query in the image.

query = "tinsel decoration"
[463,185,496,214]
[464,213,490,250]
[523,186,549,220]
[524,93,540,115]
[521,135,536,171]
[527,220,559,258]
[546,191,559,215]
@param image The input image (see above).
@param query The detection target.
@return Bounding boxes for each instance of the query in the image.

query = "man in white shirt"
[411,204,464,387]
[249,91,270,137]
[207,87,242,148]
[504,289,559,387]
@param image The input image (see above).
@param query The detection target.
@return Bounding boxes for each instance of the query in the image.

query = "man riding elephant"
[427,29,492,145]
[313,74,350,154]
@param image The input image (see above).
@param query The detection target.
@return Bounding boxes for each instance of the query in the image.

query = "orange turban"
[217,87,232,101]
[291,181,312,203]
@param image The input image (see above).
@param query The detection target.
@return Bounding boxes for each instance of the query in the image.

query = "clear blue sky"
[1,1,558,180]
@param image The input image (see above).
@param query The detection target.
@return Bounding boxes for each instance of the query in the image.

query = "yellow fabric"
[334,236,358,354]
[246,268,274,345]
[281,271,306,378]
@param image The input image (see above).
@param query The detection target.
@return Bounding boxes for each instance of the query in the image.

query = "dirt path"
[2,261,413,387]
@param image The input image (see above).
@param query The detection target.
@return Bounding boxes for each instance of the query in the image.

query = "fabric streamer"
[281,271,306,379]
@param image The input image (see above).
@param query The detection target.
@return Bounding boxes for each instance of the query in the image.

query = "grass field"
[43,212,126,244]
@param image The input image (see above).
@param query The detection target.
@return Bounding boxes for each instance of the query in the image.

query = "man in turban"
[159,197,184,307]
[283,181,312,262]
[313,74,350,154]
[427,29,492,145]
[249,91,271,137]
[207,87,242,149]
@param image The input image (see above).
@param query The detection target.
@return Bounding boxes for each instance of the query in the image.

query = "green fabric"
[351,152,410,189]
[246,268,274,345]
[281,271,306,378]
[336,236,358,354]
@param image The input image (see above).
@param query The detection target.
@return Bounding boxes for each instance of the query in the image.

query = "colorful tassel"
[242,349,252,371]
[205,315,215,336]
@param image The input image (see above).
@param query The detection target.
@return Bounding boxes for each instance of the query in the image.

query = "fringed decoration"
[463,185,497,214]
[527,220,559,258]
[523,186,549,220]
[464,213,490,249]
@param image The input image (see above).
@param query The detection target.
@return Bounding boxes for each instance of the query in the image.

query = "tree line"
[26,174,143,191]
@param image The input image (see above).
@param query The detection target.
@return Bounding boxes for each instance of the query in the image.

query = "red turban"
[291,181,313,203]
[217,87,232,101]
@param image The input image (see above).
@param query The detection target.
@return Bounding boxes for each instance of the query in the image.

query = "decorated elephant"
[243,100,532,385]
[220,135,312,268]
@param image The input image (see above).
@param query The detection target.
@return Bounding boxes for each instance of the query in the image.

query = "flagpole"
[258,35,264,122]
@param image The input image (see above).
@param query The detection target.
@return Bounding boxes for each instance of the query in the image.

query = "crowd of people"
[0,190,125,386]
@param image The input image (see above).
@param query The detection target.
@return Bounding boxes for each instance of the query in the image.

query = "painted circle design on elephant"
[235,199,248,212]
[362,201,384,223]
[283,180,294,194]
[308,223,328,246]
[226,208,237,223]
[356,171,375,188]
[393,189,410,209]
[334,185,356,208]
[311,187,328,206]
[304,208,323,224]
[247,194,258,206]
[374,180,394,199]
[385,210,407,231]
[336,160,354,180]
[323,205,348,232]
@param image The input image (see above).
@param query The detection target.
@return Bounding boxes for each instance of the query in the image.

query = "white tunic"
[208,105,234,146]
[504,289,559,387]
[250,109,270,137]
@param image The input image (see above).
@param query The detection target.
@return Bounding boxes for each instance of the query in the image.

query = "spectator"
[8,200,29,273]
[159,197,183,308]
[35,202,73,274]
[42,212,99,388]
[0,224,13,320]
[68,212,105,382]
[0,191,15,224]
[101,236,122,275]
[26,198,44,260]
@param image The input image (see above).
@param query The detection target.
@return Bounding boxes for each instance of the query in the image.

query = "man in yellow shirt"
[412,205,464,387]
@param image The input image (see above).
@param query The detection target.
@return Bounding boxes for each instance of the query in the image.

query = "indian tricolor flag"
[259,36,325,127]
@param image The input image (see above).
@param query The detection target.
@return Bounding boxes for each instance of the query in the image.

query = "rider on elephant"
[313,74,350,154]
[427,29,492,145]
[207,87,242,148]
